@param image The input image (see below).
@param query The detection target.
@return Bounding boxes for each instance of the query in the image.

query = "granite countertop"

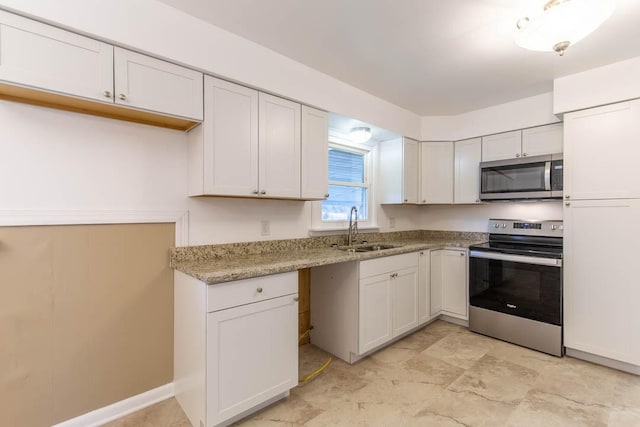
[171,231,487,285]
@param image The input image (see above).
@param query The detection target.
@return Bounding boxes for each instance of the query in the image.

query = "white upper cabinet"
[0,10,113,103]
[564,99,640,200]
[379,137,419,204]
[482,124,563,162]
[481,130,522,161]
[522,123,563,157]
[259,93,301,199]
[301,106,329,200]
[420,141,454,204]
[189,76,259,197]
[114,48,203,120]
[454,138,482,204]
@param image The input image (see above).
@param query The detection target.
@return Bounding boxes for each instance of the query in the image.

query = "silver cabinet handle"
[475,199,480,203]
[252,190,259,194]
[293,296,299,302]
[460,252,465,256]
[565,195,570,199]
[390,273,398,279]
[522,152,528,157]
[256,287,263,293]
[404,199,408,202]
[515,153,521,158]
[324,193,330,198]
[103,90,112,98]
[260,190,266,195]
[565,202,570,207]
[119,93,127,101]
[422,200,426,203]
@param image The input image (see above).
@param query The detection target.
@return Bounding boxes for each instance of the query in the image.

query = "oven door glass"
[481,161,547,194]
[469,255,562,325]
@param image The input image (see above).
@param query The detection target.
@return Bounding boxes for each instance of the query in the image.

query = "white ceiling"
[157,0,640,116]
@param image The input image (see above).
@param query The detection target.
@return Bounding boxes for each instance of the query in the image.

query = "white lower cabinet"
[311,252,419,363]
[418,250,434,325]
[564,199,640,366]
[174,271,298,427]
[430,249,468,320]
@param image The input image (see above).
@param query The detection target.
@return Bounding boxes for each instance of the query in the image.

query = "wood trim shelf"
[0,82,201,131]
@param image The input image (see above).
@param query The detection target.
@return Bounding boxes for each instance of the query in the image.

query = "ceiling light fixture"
[349,126,372,143]
[515,0,615,56]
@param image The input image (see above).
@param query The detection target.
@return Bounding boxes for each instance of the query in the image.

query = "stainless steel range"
[468,219,564,356]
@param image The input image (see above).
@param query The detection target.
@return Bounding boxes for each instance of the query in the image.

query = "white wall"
[421,92,558,141]
[421,202,563,232]
[0,0,421,140]
[0,101,317,245]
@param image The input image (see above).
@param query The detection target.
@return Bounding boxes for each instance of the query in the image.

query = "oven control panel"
[488,219,563,237]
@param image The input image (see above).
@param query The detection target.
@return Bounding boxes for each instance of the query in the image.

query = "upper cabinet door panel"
[114,47,203,120]
[202,76,259,196]
[0,10,113,102]
[301,105,329,200]
[259,93,301,198]
[420,141,454,204]
[403,138,419,204]
[564,99,640,200]
[454,137,482,204]
[481,130,522,161]
[522,123,563,157]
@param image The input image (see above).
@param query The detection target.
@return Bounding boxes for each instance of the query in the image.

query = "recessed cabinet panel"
[403,138,419,204]
[418,251,432,325]
[114,47,203,120]
[259,93,301,198]
[482,130,522,162]
[358,273,393,354]
[392,267,419,336]
[420,141,454,204]
[0,10,113,103]
[564,99,640,200]
[301,106,329,200]
[198,76,259,196]
[454,138,482,204]
[564,199,640,365]
[522,123,563,157]
[206,294,298,426]
[441,249,468,318]
[430,250,443,315]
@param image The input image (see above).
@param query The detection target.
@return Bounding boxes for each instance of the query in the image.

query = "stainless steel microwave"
[479,154,563,201]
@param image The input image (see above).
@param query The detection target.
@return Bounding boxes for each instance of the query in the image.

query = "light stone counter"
[171,230,487,285]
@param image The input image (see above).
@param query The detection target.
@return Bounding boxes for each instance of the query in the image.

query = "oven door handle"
[469,250,562,267]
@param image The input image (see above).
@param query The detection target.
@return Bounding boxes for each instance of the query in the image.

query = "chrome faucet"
[348,206,359,246]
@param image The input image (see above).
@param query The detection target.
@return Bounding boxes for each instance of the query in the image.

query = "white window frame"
[310,132,378,233]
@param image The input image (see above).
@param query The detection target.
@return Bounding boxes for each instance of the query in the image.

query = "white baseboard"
[566,348,640,375]
[51,383,174,427]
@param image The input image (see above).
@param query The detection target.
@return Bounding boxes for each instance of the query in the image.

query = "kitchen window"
[322,144,370,222]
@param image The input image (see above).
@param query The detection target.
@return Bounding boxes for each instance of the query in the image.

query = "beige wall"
[0,223,174,426]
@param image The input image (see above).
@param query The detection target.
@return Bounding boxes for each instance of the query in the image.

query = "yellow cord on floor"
[299,356,332,385]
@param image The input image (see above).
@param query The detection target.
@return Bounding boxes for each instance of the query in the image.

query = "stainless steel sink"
[338,244,401,253]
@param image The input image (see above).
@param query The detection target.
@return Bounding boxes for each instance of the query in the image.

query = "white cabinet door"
[403,138,420,204]
[522,123,563,157]
[454,138,482,204]
[259,93,301,198]
[358,273,392,354]
[206,294,298,426]
[114,47,203,120]
[564,199,640,365]
[194,76,259,196]
[420,141,454,204]
[441,249,468,319]
[301,105,329,200]
[482,130,522,161]
[0,10,113,102]
[391,266,419,337]
[418,250,431,325]
[564,99,640,200]
[430,250,443,316]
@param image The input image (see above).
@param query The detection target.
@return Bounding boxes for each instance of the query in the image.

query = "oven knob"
[494,223,500,228]
[502,223,507,228]
[551,225,557,230]
[560,225,564,230]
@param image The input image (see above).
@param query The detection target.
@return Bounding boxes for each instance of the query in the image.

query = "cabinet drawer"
[360,252,418,278]
[207,271,298,312]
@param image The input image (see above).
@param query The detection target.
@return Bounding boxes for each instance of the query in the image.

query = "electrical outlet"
[261,220,270,236]
[389,217,396,229]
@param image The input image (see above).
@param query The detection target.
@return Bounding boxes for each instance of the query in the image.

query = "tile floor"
[104,320,640,426]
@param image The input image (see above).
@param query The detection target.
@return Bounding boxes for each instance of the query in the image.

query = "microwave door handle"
[544,161,551,191]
